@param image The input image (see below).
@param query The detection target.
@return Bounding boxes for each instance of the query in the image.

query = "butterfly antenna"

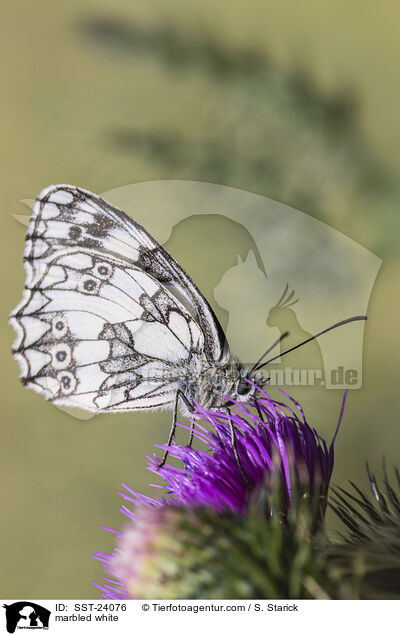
[255,315,367,371]
[251,332,289,372]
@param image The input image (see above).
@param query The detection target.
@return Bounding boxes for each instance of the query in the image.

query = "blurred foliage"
[79,16,399,255]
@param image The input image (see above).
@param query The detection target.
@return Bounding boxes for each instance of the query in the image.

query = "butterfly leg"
[181,393,197,449]
[255,400,265,425]
[187,419,195,449]
[157,390,195,469]
[226,408,249,487]
[254,376,270,427]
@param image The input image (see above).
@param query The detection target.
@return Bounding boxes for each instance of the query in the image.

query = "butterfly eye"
[236,379,252,396]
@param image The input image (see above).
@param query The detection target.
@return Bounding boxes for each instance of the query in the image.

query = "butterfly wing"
[10,247,204,411]
[23,184,226,363]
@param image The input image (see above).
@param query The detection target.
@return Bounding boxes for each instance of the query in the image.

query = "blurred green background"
[1,0,400,598]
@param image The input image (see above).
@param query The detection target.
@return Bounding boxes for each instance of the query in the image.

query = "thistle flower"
[138,388,341,518]
[93,388,345,599]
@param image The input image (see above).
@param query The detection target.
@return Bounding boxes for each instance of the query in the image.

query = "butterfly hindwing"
[24,184,226,363]
[11,247,204,412]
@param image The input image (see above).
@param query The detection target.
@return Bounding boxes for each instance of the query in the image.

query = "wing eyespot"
[57,371,76,395]
[79,276,100,294]
[94,261,113,280]
[51,343,72,370]
[51,315,68,338]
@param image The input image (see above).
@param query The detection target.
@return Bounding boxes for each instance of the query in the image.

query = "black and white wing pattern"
[9,184,222,412]
[10,246,204,411]
[20,184,226,363]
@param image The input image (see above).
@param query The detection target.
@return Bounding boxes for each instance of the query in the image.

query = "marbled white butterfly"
[10,185,366,463]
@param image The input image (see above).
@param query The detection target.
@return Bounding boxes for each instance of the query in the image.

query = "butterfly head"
[230,365,266,405]
[190,358,261,410]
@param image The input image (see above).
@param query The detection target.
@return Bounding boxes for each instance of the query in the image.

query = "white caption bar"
[1,599,399,635]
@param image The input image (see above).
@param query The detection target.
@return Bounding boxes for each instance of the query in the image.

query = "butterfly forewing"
[23,184,226,363]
